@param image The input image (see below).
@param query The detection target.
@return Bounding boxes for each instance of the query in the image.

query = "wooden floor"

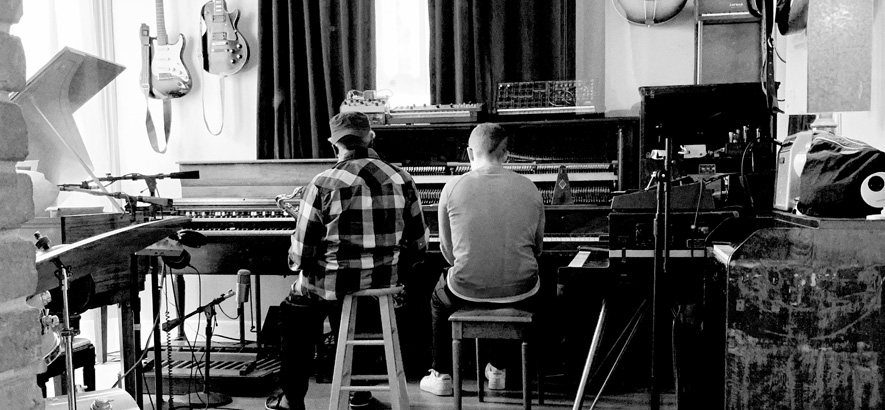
[75,360,676,410]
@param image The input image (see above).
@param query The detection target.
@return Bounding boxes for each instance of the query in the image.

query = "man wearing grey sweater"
[420,122,545,396]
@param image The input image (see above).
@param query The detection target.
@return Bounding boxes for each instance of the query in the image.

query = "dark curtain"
[257,0,375,159]
[428,0,575,106]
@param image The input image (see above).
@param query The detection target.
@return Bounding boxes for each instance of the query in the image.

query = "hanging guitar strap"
[201,70,225,136]
[140,22,172,155]
[144,97,173,154]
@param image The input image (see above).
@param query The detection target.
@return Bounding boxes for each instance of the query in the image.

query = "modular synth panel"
[495,80,597,115]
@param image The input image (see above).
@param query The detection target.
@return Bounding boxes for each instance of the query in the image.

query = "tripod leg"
[584,300,648,389]
[588,306,647,410]
[571,300,607,410]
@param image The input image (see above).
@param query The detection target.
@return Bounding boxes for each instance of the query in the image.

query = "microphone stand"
[162,290,235,408]
[649,128,673,410]
[48,257,78,410]
[93,171,198,342]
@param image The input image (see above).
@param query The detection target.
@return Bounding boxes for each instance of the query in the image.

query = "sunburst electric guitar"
[201,0,249,76]
[144,0,192,99]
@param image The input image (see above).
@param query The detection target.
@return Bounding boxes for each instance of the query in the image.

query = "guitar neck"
[155,0,168,45]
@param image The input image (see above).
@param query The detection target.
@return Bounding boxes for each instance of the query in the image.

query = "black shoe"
[265,391,290,410]
[348,391,373,409]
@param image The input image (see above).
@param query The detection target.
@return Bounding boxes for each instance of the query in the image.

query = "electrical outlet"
[698,164,716,174]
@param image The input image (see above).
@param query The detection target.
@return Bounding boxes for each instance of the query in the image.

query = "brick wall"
[0,0,47,409]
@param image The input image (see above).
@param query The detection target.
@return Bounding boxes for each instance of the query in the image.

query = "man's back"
[289,148,427,300]
[438,164,545,301]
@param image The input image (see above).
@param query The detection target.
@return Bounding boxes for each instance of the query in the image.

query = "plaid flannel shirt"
[288,148,428,300]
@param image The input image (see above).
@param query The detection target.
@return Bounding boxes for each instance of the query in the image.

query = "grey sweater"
[438,164,545,301]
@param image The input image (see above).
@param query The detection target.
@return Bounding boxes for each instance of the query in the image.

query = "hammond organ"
[174,159,338,276]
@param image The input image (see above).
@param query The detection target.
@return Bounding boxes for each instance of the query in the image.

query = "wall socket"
[698,164,716,174]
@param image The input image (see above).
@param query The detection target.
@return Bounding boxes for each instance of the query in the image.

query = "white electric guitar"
[143,0,192,99]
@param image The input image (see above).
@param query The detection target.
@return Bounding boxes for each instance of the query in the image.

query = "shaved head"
[468,123,509,161]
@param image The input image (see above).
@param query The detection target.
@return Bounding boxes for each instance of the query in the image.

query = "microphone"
[165,170,201,179]
[162,318,182,332]
[236,269,251,304]
[134,195,172,207]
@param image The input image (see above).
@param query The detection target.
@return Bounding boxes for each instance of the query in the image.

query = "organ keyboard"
[176,198,294,237]
[173,158,615,276]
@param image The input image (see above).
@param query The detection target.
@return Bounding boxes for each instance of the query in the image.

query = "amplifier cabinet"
[697,0,752,16]
[696,2,761,85]
[711,219,885,410]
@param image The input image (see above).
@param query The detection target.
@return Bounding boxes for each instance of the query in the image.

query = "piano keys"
[174,159,618,274]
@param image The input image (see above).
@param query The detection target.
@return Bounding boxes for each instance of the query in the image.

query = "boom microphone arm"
[79,171,200,196]
[161,289,234,332]
[96,170,200,182]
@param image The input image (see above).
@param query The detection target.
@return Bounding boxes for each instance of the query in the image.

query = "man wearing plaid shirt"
[271,112,428,410]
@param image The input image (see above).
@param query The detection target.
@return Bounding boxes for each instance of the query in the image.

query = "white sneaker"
[485,363,506,390]
[420,369,453,396]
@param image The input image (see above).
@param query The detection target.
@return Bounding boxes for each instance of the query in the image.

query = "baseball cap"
[329,112,371,144]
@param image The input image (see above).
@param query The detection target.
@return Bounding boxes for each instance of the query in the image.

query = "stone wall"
[0,0,47,408]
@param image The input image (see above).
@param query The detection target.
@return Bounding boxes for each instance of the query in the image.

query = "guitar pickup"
[212,33,228,40]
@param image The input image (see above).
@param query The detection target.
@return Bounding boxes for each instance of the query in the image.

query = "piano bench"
[37,337,96,397]
[449,307,542,410]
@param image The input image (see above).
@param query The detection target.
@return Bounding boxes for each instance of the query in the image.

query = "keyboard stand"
[561,250,649,410]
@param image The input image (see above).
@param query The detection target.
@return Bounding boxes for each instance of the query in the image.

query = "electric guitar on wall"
[200,0,249,76]
[145,0,192,99]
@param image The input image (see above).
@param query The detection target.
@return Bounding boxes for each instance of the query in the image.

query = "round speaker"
[612,0,687,26]
[162,249,192,270]
[860,172,885,220]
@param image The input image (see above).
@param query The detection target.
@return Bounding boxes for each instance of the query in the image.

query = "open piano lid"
[11,47,125,186]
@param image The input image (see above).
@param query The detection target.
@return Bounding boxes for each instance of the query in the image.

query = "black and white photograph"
[1,0,884,409]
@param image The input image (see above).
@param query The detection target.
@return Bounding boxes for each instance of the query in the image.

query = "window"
[374,0,430,109]
[10,0,118,183]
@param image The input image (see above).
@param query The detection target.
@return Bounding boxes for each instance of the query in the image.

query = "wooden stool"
[450,307,542,410]
[329,286,409,410]
[37,337,96,397]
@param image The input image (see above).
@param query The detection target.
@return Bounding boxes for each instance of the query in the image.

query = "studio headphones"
[162,229,207,269]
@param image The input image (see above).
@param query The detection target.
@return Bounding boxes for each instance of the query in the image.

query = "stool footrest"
[351,375,390,381]
[345,340,384,346]
[340,385,391,392]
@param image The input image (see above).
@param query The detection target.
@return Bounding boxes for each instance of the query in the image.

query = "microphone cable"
[162,264,176,408]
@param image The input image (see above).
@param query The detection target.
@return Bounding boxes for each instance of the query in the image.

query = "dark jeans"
[430,272,539,375]
[278,293,342,410]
